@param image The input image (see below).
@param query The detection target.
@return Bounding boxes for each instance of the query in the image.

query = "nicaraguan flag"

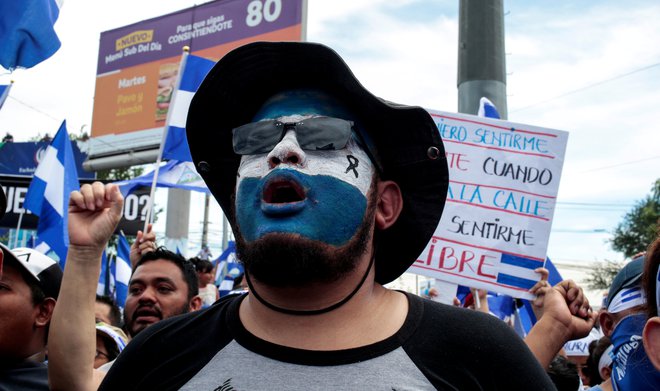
[0,0,63,70]
[24,121,79,266]
[214,241,244,296]
[495,253,546,292]
[113,233,132,308]
[0,82,12,111]
[115,160,209,197]
[97,249,109,296]
[162,54,215,162]
[477,97,501,119]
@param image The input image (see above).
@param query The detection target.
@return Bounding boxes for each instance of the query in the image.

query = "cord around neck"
[245,252,376,316]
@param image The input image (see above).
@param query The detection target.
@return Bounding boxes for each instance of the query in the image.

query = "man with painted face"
[100,42,555,390]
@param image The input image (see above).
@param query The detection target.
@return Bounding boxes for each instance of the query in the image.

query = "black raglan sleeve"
[99,297,237,391]
[402,295,557,391]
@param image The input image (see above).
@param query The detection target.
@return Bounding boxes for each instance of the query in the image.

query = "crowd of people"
[1,41,658,390]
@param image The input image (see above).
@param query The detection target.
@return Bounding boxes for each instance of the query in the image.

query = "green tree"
[584,259,625,290]
[96,166,144,181]
[610,179,660,258]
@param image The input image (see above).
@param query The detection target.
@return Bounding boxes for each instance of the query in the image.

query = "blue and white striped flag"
[97,249,109,296]
[0,82,12,111]
[24,121,79,266]
[214,241,244,297]
[477,97,501,119]
[113,233,132,308]
[162,54,215,162]
[0,0,63,70]
[496,253,546,292]
[115,160,208,197]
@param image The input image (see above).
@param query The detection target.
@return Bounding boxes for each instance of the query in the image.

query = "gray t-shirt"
[100,292,556,390]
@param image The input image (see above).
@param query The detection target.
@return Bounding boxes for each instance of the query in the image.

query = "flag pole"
[142,47,190,233]
[13,211,24,248]
[0,80,14,111]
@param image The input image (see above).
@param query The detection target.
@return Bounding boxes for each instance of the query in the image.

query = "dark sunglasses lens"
[232,121,282,154]
[296,117,353,151]
[232,117,353,155]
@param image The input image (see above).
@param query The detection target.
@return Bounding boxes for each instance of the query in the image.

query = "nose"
[267,130,306,169]
[137,287,157,305]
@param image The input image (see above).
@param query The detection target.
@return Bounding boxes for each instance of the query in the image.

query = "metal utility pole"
[201,193,210,248]
[165,188,190,254]
[457,0,508,119]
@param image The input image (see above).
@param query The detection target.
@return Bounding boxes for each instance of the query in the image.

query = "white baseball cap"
[0,243,62,299]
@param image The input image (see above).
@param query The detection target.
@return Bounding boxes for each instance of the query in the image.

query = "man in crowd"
[47,195,201,390]
[595,255,660,390]
[642,234,660,371]
[95,294,121,326]
[119,247,201,339]
[0,241,62,390]
[93,41,558,389]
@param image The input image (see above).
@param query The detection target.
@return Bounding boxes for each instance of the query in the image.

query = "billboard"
[90,0,306,158]
[0,141,94,179]
[0,175,151,236]
[410,111,569,300]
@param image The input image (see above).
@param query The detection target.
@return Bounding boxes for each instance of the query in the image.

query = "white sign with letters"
[410,110,569,300]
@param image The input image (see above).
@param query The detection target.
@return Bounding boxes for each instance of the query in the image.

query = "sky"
[1,0,659,273]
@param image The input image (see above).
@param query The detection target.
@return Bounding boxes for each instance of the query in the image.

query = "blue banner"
[0,140,94,179]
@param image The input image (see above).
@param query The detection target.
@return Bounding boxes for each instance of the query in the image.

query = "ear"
[643,317,660,371]
[600,365,612,380]
[189,295,203,312]
[374,180,403,230]
[599,311,616,337]
[34,297,56,328]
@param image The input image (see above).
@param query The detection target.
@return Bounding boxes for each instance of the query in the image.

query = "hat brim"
[0,243,62,299]
[187,41,449,284]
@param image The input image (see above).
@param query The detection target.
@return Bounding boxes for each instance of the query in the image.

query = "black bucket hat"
[187,41,449,284]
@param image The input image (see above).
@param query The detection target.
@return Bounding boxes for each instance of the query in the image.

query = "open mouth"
[261,177,307,215]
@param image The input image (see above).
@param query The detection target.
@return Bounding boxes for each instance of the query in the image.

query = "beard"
[234,180,377,288]
[124,301,191,338]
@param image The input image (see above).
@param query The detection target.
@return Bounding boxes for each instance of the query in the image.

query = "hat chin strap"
[245,252,376,316]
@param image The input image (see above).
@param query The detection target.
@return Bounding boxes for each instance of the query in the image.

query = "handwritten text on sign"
[410,111,569,300]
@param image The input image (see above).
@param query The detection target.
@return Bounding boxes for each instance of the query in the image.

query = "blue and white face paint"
[235,90,375,247]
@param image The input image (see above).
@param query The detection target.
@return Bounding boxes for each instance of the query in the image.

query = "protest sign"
[410,110,569,300]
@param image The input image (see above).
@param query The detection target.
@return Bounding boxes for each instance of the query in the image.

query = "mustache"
[132,304,163,320]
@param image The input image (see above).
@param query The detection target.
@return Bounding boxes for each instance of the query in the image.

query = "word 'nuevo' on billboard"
[410,111,569,300]
[89,0,307,160]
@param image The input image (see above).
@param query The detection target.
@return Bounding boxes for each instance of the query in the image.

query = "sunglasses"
[232,116,354,155]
